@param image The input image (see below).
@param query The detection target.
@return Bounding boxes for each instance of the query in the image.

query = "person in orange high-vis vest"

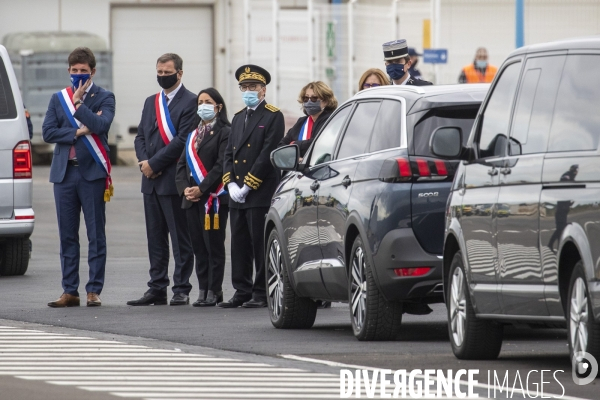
[459,47,498,84]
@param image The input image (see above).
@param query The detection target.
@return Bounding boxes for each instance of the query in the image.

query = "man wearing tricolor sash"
[128,53,197,307]
[43,47,115,308]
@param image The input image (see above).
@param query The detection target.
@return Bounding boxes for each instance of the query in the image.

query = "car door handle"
[487,168,498,176]
[500,168,511,175]
[341,176,351,188]
[310,180,320,192]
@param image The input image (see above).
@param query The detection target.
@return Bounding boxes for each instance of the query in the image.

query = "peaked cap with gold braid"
[235,64,271,85]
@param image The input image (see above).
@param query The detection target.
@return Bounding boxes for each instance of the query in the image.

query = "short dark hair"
[157,53,183,71]
[68,47,96,69]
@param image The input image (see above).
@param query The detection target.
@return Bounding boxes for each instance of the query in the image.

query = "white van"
[0,44,34,276]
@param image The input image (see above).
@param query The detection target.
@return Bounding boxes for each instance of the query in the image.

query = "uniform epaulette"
[235,107,246,115]
[265,104,279,113]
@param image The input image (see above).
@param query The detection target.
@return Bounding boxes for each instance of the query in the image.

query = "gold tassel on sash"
[104,189,111,202]
[205,213,211,231]
[213,213,219,230]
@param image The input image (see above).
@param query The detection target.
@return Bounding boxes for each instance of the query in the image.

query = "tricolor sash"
[185,128,227,230]
[297,117,314,141]
[155,92,177,145]
[57,87,113,202]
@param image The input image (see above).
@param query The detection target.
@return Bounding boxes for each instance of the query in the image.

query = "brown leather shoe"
[48,293,80,308]
[87,292,101,307]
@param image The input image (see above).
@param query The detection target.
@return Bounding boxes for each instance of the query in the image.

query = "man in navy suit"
[43,47,115,308]
[128,53,197,306]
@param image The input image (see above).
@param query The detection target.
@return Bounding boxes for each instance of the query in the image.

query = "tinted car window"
[337,101,380,160]
[308,105,351,167]
[0,56,17,120]
[548,55,600,152]
[413,106,478,157]
[477,62,521,158]
[510,55,564,155]
[368,100,402,152]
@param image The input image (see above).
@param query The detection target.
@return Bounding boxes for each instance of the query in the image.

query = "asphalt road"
[0,165,597,399]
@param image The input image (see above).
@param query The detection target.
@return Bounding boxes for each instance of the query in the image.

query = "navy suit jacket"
[134,85,198,196]
[42,84,115,183]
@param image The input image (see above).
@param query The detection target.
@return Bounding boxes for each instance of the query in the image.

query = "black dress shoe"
[126,292,167,306]
[192,290,207,307]
[198,290,223,307]
[217,297,247,308]
[170,293,190,306]
[242,298,268,308]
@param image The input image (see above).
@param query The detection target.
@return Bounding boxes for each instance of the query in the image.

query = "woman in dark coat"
[176,88,231,307]
[278,81,338,157]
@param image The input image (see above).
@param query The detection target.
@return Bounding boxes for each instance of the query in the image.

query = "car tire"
[349,236,402,341]
[567,261,600,362]
[0,238,30,276]
[448,251,503,359]
[266,229,317,329]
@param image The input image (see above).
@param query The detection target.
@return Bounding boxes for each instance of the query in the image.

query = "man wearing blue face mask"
[459,47,498,84]
[382,39,432,86]
[219,64,285,309]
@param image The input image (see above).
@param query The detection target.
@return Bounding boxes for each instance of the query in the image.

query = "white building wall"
[2,0,600,144]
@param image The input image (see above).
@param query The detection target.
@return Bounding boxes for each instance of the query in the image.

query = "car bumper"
[0,209,35,237]
[372,228,443,303]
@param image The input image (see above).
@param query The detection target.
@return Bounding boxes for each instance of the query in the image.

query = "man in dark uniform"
[382,39,432,86]
[128,53,197,306]
[218,64,285,308]
[407,48,423,80]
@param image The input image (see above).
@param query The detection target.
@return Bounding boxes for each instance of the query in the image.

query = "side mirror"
[271,145,299,171]
[430,126,463,159]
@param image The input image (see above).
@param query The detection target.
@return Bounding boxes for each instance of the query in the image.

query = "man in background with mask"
[407,48,423,80]
[382,39,432,86]
[43,47,115,307]
[459,47,498,83]
[218,64,284,308]
[128,53,197,307]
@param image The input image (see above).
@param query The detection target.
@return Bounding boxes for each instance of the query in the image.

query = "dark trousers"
[229,206,269,301]
[143,191,194,295]
[53,164,106,296]
[187,201,229,293]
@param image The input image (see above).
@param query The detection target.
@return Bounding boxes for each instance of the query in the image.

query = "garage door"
[111,5,213,149]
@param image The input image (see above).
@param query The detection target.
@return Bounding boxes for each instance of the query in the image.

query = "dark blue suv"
[267,84,487,340]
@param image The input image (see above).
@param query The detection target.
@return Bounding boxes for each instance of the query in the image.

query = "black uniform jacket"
[175,119,231,210]
[277,109,333,157]
[223,100,285,209]
[134,85,198,196]
[407,77,433,86]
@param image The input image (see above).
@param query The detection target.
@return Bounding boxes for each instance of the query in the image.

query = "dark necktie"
[245,108,254,130]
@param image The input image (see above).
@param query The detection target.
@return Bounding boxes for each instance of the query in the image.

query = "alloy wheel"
[570,277,589,357]
[350,246,367,331]
[450,266,467,347]
[267,239,284,320]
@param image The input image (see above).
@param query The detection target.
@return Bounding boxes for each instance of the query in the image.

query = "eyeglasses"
[239,84,262,92]
[362,83,381,89]
[302,96,320,103]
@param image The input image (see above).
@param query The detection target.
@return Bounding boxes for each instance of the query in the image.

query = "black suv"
[434,37,600,362]
[267,84,487,340]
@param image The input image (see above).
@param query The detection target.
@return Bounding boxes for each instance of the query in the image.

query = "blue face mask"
[475,60,488,69]
[70,73,91,89]
[197,104,217,121]
[242,91,261,107]
[386,63,406,80]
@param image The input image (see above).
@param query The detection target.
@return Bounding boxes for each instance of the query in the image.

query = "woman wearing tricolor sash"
[176,88,230,307]
[278,81,338,157]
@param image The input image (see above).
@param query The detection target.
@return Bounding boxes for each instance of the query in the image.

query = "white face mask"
[197,104,217,121]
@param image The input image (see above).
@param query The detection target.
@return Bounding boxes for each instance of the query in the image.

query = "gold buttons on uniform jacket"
[235,160,238,164]
[236,176,239,179]
[234,146,236,150]
[247,144,251,147]
[243,160,246,163]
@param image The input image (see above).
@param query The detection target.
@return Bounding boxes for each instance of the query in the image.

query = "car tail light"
[14,141,32,179]
[394,267,431,277]
[415,159,431,177]
[396,158,412,177]
[434,160,448,176]
[15,215,34,220]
